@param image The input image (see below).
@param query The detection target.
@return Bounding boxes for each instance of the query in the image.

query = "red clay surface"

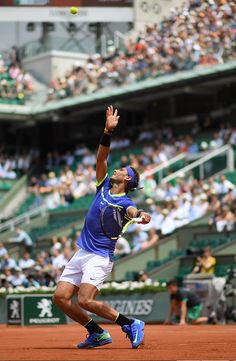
[0,324,236,361]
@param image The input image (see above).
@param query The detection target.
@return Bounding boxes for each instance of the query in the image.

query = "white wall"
[22,50,88,83]
[135,0,184,30]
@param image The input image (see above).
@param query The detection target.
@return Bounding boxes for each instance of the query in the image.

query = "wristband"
[104,127,113,135]
[136,209,144,217]
[100,132,111,147]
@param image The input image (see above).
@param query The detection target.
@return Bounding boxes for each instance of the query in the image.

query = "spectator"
[214,175,235,194]
[0,274,11,289]
[140,228,159,251]
[0,241,7,257]
[4,268,13,284]
[114,236,131,258]
[192,247,216,275]
[9,228,33,254]
[186,136,199,154]
[165,280,208,325]
[51,249,68,269]
[41,272,56,287]
[60,236,71,249]
[0,51,33,105]
[136,270,151,283]
[18,252,35,270]
[0,253,17,270]
[160,209,176,236]
[24,274,40,288]
[211,205,235,232]
[0,148,33,179]
[50,236,62,255]
[132,228,148,253]
[11,268,26,287]
[143,173,157,198]
[210,132,224,149]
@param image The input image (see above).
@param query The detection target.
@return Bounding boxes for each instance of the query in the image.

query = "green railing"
[161,145,234,184]
[0,175,27,220]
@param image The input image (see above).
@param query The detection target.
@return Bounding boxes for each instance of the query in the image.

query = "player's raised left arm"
[127,206,151,224]
[96,105,120,183]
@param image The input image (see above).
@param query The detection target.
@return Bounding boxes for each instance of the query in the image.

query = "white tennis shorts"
[59,248,113,290]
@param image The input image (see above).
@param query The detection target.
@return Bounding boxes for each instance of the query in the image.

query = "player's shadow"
[33,346,131,350]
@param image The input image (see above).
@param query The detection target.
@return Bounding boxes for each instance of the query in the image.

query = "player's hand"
[139,212,151,224]
[106,105,120,132]
[179,320,186,326]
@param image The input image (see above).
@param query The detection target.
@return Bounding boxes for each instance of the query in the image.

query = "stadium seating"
[123,230,236,280]
[46,0,236,102]
[0,180,13,191]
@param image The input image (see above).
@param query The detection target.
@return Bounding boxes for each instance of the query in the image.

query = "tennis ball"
[70,6,78,15]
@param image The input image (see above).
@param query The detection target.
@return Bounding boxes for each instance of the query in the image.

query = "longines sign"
[0,6,133,22]
[93,292,169,322]
[106,299,154,316]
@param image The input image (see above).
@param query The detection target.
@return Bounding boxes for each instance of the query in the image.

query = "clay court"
[0,324,235,361]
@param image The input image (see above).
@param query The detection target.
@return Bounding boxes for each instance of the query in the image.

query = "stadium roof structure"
[1,60,236,122]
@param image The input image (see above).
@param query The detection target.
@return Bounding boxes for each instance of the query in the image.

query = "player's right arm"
[179,301,187,325]
[96,105,120,184]
[164,300,174,324]
[9,234,24,243]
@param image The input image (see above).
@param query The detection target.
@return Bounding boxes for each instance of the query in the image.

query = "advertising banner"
[1,0,133,7]
[92,292,169,323]
[23,295,67,326]
[6,294,67,326]
[7,296,22,325]
[6,292,169,325]
[0,4,133,22]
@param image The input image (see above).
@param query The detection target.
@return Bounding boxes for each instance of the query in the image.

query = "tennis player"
[53,105,151,349]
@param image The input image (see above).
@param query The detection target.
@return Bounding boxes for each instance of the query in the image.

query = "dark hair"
[127,166,140,193]
[167,280,178,287]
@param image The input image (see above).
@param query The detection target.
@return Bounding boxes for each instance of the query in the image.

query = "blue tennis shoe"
[122,319,145,348]
[77,330,112,349]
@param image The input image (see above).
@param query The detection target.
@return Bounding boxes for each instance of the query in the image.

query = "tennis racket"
[100,205,144,240]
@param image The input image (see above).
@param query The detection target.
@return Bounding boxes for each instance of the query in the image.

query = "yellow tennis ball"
[70,6,78,15]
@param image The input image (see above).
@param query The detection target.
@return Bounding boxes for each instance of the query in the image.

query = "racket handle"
[132,216,145,223]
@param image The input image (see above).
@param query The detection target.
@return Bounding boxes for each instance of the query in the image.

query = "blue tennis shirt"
[77,174,136,260]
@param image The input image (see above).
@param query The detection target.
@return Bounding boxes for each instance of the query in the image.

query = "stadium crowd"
[47,0,236,101]
[138,174,236,239]
[0,48,34,104]
[25,120,236,211]
[0,233,77,289]
[25,128,187,209]
[1,171,236,287]
[1,119,236,288]
[0,144,39,179]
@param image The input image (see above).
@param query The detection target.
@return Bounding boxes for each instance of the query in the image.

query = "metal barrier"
[140,152,187,183]
[161,145,234,184]
[0,206,47,234]
[0,175,27,219]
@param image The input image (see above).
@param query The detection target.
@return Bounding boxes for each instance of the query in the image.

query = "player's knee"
[78,296,92,310]
[52,292,68,307]
[52,293,60,306]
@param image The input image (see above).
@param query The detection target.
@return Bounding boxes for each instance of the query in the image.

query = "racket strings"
[100,205,129,240]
